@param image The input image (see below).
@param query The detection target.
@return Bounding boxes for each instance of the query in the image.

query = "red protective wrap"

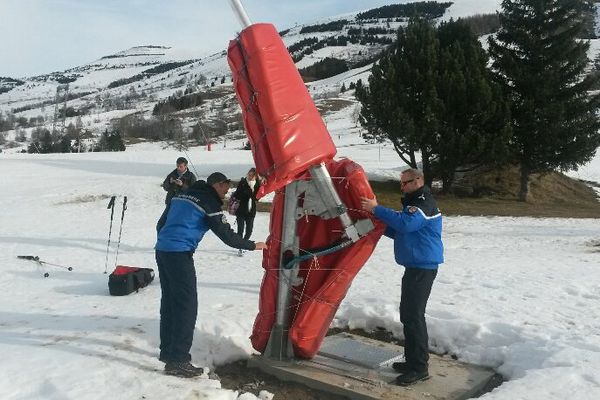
[250,159,385,358]
[227,23,337,198]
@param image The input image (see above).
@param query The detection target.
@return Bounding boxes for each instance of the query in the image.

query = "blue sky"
[0,0,398,78]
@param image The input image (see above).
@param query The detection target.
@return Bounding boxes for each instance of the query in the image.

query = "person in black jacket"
[232,168,261,245]
[155,172,267,378]
[162,157,196,205]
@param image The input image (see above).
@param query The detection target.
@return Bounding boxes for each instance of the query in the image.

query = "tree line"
[356,1,453,21]
[290,34,393,64]
[356,0,600,201]
[26,125,124,154]
[108,61,194,89]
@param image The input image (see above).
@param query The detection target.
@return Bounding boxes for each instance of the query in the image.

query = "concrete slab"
[248,333,495,400]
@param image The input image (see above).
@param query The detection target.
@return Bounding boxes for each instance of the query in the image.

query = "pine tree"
[433,20,511,191]
[357,19,511,188]
[54,134,72,153]
[39,130,53,153]
[488,0,600,201]
[96,130,110,152]
[108,131,126,151]
[357,19,440,183]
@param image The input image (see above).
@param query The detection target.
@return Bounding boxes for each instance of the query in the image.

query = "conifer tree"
[488,0,600,201]
[357,19,440,183]
[357,19,511,188]
[40,130,53,153]
[108,131,126,151]
[434,20,511,190]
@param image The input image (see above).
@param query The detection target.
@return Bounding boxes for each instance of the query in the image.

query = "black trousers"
[236,215,255,240]
[400,267,437,372]
[155,250,197,363]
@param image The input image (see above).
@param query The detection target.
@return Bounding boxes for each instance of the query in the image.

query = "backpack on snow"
[108,265,154,296]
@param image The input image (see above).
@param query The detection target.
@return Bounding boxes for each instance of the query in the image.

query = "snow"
[442,0,501,21]
[1,0,600,398]
[1,125,599,399]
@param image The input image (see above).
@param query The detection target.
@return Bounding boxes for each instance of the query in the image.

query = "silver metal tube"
[265,181,300,359]
[228,0,252,28]
[276,182,300,327]
[309,164,359,241]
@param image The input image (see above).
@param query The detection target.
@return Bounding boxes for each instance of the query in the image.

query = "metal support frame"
[264,164,374,360]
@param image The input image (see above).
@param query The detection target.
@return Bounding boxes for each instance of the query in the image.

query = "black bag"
[108,265,154,296]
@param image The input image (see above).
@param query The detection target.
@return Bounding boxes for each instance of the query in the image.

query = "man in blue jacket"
[361,168,443,386]
[155,172,267,378]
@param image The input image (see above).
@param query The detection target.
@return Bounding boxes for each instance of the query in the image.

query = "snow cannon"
[227,21,336,198]
[226,0,384,360]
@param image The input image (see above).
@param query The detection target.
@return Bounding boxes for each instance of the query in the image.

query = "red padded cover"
[250,159,385,358]
[228,23,337,198]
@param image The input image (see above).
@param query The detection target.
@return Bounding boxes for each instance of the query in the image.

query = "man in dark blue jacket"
[361,168,443,386]
[162,157,197,205]
[155,172,267,378]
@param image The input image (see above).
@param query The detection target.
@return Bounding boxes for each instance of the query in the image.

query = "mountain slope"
[3,0,593,156]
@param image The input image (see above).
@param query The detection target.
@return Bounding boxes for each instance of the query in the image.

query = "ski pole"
[113,196,128,268]
[17,255,73,277]
[104,196,116,274]
[18,255,49,277]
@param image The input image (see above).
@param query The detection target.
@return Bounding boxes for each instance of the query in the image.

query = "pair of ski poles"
[104,195,128,274]
[18,195,128,278]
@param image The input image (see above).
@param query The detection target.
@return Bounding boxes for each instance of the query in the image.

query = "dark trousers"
[155,250,197,363]
[400,267,437,372]
[236,215,254,240]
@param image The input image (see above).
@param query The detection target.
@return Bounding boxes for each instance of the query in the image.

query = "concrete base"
[249,333,495,400]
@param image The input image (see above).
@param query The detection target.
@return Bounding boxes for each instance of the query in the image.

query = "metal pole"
[228,0,300,361]
[228,0,252,28]
[309,164,359,242]
[265,181,300,360]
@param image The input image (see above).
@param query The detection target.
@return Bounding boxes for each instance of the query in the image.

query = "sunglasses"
[400,179,415,185]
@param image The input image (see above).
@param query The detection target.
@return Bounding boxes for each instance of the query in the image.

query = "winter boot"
[395,370,430,386]
[164,361,204,378]
[391,362,412,373]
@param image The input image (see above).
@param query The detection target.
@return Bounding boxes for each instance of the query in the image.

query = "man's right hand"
[360,196,378,213]
[254,242,268,250]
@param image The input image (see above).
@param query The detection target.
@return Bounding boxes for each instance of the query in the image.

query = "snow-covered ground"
[0,132,599,399]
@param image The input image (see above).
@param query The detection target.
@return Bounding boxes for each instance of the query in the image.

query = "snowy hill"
[3,0,599,157]
[0,1,509,152]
